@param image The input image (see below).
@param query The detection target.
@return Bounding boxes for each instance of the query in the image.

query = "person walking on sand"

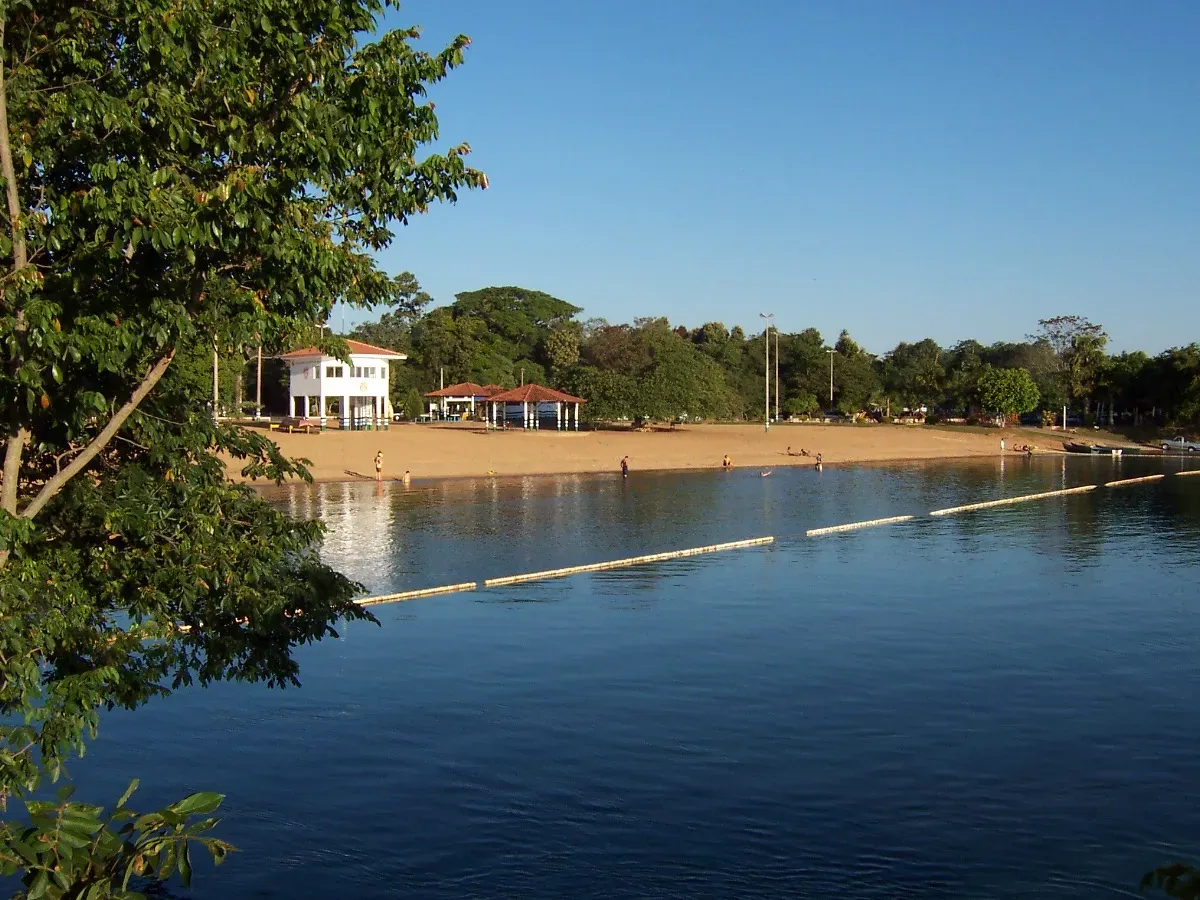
[620,456,629,478]
[374,450,383,481]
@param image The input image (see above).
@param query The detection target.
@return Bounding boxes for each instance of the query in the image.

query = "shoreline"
[226,422,1111,488]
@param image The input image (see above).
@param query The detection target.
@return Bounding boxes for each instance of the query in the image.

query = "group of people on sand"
[374,451,411,485]
[1000,439,1036,456]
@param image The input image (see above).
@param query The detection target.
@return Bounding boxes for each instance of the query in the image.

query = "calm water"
[67,455,1200,898]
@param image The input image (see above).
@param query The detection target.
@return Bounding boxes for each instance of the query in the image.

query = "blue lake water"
[67,455,1200,898]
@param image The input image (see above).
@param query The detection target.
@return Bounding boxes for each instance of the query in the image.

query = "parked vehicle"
[1161,436,1200,453]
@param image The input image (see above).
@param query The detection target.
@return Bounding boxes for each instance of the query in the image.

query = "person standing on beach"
[374,451,383,481]
[620,456,629,478]
[1000,438,1006,452]
[722,454,732,469]
[402,469,411,486]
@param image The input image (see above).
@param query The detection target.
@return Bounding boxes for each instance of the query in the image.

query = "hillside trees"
[0,0,485,892]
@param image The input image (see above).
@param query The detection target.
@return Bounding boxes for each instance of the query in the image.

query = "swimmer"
[760,470,773,477]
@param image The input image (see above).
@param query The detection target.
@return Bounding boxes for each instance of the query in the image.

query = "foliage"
[0,0,485,894]
[784,392,820,418]
[977,366,1040,419]
[1142,863,1200,899]
[0,781,231,900]
[1032,315,1109,406]
[402,388,423,421]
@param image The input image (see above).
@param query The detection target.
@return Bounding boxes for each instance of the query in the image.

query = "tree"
[784,392,820,418]
[564,366,638,421]
[543,326,581,380]
[0,0,485,893]
[1032,316,1108,414]
[402,388,423,420]
[831,331,880,414]
[882,339,944,411]
[977,366,1040,421]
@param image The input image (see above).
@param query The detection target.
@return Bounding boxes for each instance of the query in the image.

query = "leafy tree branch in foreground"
[0,0,485,894]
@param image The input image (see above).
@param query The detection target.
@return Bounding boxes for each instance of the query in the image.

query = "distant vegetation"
[334,281,1200,430]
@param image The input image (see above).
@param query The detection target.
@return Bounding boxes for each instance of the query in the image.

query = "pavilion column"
[574,402,580,431]
[318,390,325,429]
[342,394,350,430]
[556,401,562,430]
[534,402,539,430]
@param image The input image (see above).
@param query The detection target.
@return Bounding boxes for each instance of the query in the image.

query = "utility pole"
[827,349,836,408]
[774,327,780,423]
[212,342,219,423]
[759,313,774,430]
[256,343,263,419]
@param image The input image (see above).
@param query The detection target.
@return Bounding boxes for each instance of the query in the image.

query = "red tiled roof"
[424,382,491,398]
[487,384,585,404]
[280,340,406,359]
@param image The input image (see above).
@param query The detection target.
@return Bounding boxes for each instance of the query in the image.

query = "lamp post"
[759,312,774,430]
[827,349,836,410]
[774,327,780,423]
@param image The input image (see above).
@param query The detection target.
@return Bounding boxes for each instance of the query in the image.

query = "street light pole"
[774,327,780,423]
[759,313,774,430]
[827,349,836,409]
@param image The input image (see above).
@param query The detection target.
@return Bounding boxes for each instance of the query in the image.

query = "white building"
[281,340,406,430]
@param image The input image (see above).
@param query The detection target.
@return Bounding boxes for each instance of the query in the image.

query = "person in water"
[620,456,629,478]
[722,454,732,469]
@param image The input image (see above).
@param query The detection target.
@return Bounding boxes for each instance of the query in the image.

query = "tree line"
[342,282,1200,429]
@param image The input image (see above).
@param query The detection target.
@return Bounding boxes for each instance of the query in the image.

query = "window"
[326,366,343,378]
[368,367,376,378]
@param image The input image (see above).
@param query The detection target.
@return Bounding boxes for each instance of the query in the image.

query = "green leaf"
[116,778,140,808]
[28,869,50,900]
[178,842,193,887]
[169,792,224,817]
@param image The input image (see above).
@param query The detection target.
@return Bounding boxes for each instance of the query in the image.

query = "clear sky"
[339,0,1199,355]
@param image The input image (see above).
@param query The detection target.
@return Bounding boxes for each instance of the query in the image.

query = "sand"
[226,422,1089,484]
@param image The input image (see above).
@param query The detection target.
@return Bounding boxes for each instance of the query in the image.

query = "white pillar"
[342,394,350,430]
[523,401,529,429]
[318,391,325,427]
[574,402,580,431]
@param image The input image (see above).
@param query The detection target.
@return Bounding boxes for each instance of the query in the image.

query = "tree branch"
[19,351,176,522]
[0,16,28,271]
[0,14,30,567]
[1,426,27,515]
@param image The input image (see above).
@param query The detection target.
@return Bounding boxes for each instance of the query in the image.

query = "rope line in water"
[806,515,915,537]
[929,485,1098,517]
[355,538,775,605]
[1105,474,1166,487]
[483,537,775,587]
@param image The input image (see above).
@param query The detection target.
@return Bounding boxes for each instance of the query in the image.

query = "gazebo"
[423,382,498,420]
[486,384,585,430]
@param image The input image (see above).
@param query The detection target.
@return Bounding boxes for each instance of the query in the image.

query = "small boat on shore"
[1065,442,1123,456]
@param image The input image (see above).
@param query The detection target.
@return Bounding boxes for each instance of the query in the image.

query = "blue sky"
[338,0,1199,354]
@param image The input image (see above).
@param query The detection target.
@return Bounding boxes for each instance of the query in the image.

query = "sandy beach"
[226,422,1091,484]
